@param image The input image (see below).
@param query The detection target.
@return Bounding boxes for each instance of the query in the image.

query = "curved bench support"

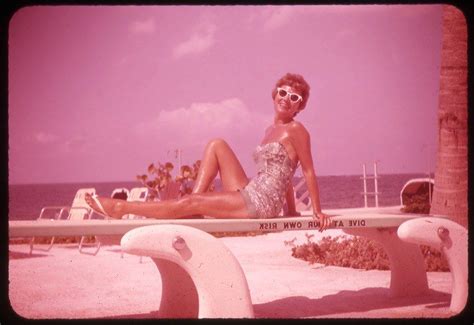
[343,227,429,297]
[398,217,468,314]
[121,225,254,318]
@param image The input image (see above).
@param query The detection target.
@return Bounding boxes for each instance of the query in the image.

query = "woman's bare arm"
[289,122,330,230]
[284,183,299,216]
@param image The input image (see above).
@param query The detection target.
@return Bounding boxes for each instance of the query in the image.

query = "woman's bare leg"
[84,138,252,219]
[85,191,250,219]
[193,138,249,193]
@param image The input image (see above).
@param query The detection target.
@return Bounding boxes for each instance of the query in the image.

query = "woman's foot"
[84,193,125,219]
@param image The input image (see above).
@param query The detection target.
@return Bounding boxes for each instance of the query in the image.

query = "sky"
[8,5,443,184]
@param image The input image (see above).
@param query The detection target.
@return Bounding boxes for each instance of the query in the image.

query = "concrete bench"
[9,213,467,318]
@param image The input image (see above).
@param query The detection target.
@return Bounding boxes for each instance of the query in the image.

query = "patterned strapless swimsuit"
[239,142,297,218]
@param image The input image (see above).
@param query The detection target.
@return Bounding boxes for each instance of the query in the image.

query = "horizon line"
[8,172,435,186]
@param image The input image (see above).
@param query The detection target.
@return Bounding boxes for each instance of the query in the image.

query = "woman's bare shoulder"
[288,120,310,138]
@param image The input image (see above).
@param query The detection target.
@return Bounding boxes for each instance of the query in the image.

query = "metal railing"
[361,162,381,208]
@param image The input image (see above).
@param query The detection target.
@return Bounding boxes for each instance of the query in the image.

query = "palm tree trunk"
[430,5,468,227]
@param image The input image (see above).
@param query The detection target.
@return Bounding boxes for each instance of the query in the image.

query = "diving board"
[9,213,430,238]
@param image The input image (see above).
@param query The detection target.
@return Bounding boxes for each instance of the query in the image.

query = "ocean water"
[8,174,426,220]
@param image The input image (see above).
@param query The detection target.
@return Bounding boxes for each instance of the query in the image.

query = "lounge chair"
[86,184,182,258]
[123,187,148,262]
[123,187,148,219]
[111,187,130,201]
[29,188,99,255]
[129,187,148,201]
[93,187,149,260]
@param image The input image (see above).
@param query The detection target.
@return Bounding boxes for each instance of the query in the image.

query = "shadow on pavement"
[101,287,450,319]
[9,250,49,260]
[253,287,451,318]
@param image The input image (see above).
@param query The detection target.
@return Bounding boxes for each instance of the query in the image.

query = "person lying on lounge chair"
[85,73,331,231]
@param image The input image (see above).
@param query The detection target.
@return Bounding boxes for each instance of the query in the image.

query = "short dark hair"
[272,73,310,110]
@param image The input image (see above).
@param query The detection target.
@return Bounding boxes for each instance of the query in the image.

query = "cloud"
[173,22,217,58]
[62,135,89,153]
[130,18,156,34]
[262,6,300,31]
[260,5,356,31]
[34,132,58,144]
[135,98,271,148]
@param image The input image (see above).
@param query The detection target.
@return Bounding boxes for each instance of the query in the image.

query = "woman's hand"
[314,211,331,232]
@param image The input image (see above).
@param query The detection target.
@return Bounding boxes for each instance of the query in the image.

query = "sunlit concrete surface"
[9,227,455,319]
